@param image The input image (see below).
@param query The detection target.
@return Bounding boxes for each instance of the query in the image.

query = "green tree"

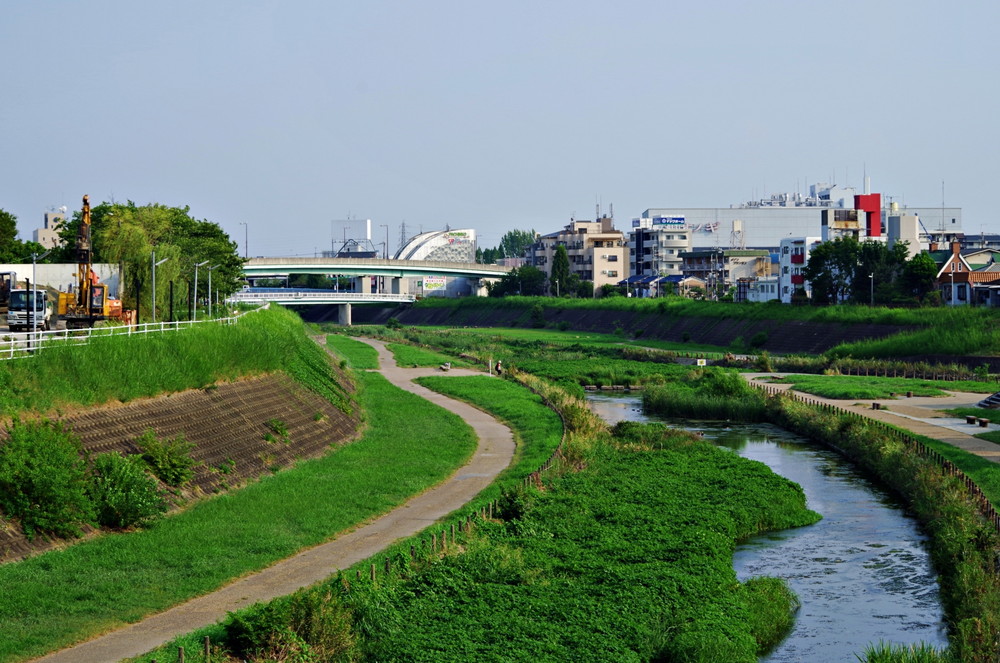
[901,252,940,304]
[551,245,571,296]
[803,237,861,304]
[477,230,536,264]
[486,265,547,297]
[0,208,17,249]
[56,200,242,320]
[852,240,909,305]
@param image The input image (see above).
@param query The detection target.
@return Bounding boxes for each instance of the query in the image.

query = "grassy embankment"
[0,315,478,663]
[643,370,1000,663]
[756,374,994,399]
[132,353,819,662]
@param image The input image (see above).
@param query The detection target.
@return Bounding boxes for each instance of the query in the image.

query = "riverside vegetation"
[0,309,479,663]
[132,343,819,662]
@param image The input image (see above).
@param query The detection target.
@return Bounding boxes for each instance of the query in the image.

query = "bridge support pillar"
[338,303,352,326]
[355,276,372,294]
[389,277,402,295]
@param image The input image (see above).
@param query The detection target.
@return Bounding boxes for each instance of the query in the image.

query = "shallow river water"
[586,393,948,661]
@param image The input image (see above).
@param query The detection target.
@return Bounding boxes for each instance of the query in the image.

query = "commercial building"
[644,182,962,249]
[678,248,770,296]
[392,229,479,296]
[33,208,66,249]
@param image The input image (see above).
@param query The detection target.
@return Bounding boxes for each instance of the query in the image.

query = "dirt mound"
[0,373,360,563]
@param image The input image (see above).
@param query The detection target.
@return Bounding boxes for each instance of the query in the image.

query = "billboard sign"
[423,276,447,291]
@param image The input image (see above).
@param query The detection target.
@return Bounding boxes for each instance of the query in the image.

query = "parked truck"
[0,271,15,314]
[7,288,52,332]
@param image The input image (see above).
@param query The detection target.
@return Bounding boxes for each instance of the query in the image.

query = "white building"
[527,216,627,291]
[34,209,66,249]
[777,237,822,303]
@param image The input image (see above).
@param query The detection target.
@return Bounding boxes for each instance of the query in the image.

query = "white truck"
[7,288,52,332]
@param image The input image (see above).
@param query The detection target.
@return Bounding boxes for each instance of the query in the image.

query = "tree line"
[0,201,242,318]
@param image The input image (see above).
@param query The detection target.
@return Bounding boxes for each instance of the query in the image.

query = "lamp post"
[207,265,219,318]
[30,249,52,340]
[239,222,248,259]
[869,273,874,307]
[380,224,389,259]
[193,260,209,320]
[152,251,170,323]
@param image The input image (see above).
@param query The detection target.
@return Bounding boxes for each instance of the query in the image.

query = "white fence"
[0,314,244,361]
[227,290,415,304]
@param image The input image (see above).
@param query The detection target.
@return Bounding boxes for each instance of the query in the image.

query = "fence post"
[370,563,376,582]
[204,635,210,662]
[177,647,184,663]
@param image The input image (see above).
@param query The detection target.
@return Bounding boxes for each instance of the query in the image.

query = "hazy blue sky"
[2,1,996,257]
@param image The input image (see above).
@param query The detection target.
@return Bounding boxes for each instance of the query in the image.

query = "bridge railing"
[226,291,415,304]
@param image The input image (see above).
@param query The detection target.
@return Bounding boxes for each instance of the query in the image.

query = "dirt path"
[31,338,515,663]
[743,373,1000,462]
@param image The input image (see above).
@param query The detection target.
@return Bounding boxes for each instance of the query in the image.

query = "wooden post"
[204,635,211,662]
[370,563,376,582]
[432,532,437,552]
[177,647,184,663]
[385,557,391,575]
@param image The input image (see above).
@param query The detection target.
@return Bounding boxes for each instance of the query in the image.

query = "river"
[586,392,948,661]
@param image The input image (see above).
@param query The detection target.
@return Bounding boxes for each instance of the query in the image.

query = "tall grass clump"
[644,367,768,422]
[326,334,380,370]
[0,419,93,540]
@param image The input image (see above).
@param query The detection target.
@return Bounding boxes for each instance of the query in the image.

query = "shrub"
[557,320,570,331]
[88,452,167,529]
[529,303,545,328]
[385,317,402,330]
[138,429,197,487]
[224,598,293,659]
[0,419,94,539]
[749,331,768,348]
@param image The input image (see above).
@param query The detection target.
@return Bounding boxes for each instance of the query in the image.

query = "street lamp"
[239,222,248,259]
[193,260,209,320]
[207,265,219,318]
[380,224,389,259]
[152,251,170,323]
[30,249,52,339]
[869,273,874,307]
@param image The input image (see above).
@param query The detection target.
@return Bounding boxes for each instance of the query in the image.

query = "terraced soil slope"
[0,373,360,563]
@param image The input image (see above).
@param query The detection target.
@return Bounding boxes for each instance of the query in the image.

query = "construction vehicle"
[7,288,52,332]
[57,195,127,328]
[0,271,15,314]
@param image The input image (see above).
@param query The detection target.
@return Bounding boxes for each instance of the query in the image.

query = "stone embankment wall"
[0,373,359,563]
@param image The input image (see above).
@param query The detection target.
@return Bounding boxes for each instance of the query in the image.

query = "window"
[607,270,618,278]
[607,255,618,262]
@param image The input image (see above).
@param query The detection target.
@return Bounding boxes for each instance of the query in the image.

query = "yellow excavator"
[57,195,127,328]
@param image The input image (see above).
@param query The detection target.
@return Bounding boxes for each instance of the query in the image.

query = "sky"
[2,1,997,258]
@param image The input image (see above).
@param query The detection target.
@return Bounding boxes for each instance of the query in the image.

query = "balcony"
[790,274,805,285]
[791,254,805,264]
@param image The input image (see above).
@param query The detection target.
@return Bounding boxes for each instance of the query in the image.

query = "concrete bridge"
[238,258,510,324]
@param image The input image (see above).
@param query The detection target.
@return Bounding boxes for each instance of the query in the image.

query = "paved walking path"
[743,373,1000,461]
[32,338,515,663]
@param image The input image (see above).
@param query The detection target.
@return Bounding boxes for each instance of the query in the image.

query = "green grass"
[325,334,379,369]
[761,374,995,400]
[0,307,348,417]
[416,375,563,483]
[0,370,476,663]
[386,342,470,368]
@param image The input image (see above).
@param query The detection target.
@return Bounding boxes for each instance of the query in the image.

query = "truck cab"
[7,289,52,332]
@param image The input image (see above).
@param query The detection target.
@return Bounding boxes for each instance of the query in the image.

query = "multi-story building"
[527,215,627,291]
[34,208,66,249]
[628,215,692,278]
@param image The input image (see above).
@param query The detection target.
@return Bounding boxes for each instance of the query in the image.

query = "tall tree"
[550,245,571,296]
[486,265,546,297]
[477,229,536,264]
[803,237,860,304]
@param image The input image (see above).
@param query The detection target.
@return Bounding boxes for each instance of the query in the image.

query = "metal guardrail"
[0,315,242,361]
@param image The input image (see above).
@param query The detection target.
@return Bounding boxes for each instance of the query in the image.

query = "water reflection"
[587,392,947,661]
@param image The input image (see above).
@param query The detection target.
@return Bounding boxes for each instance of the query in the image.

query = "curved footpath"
[32,338,515,663]
[743,373,1000,462]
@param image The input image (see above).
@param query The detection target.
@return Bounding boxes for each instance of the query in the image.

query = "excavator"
[57,195,127,328]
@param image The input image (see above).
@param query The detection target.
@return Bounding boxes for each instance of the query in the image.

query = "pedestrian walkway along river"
[30,337,515,663]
